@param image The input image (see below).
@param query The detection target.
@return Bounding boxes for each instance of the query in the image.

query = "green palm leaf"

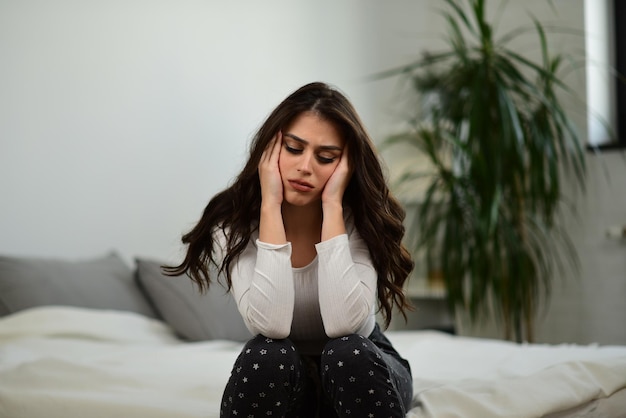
[381,0,586,342]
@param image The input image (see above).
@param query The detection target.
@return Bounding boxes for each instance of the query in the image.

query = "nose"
[297,151,313,174]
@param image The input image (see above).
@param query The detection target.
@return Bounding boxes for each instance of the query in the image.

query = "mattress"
[1,306,625,418]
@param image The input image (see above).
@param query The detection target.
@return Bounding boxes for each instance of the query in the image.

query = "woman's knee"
[322,334,377,361]
[222,336,309,416]
[234,335,302,375]
[320,334,381,379]
[243,334,299,357]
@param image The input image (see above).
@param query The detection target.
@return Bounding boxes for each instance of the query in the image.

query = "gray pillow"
[0,252,158,318]
[135,258,251,342]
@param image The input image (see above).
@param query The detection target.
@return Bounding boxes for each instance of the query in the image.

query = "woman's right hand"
[258,131,283,207]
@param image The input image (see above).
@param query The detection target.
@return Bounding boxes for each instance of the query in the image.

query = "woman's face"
[279,111,345,207]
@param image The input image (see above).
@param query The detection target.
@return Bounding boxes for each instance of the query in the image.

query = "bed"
[1,252,626,418]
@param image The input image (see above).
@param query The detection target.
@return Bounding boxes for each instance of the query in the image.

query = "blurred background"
[1,0,624,344]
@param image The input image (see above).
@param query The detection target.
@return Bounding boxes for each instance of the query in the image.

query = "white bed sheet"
[1,307,625,418]
[391,331,626,417]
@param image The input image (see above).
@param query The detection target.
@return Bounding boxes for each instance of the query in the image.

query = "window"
[584,0,625,149]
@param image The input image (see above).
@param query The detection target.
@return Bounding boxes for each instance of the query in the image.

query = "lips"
[288,180,314,192]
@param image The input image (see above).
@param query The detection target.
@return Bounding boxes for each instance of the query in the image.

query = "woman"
[165,82,414,417]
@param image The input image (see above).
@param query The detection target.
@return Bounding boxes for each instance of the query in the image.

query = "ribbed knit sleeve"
[316,229,377,338]
[229,238,295,339]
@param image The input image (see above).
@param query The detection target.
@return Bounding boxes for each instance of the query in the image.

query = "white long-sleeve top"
[217,215,377,354]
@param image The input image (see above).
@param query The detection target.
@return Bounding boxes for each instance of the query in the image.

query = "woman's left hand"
[322,146,351,206]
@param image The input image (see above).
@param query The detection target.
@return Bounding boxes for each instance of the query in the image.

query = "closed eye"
[286,146,335,164]
[317,155,336,164]
[285,144,303,154]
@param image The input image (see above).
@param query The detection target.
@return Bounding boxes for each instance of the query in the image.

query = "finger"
[270,131,282,162]
[340,145,350,172]
[260,134,278,165]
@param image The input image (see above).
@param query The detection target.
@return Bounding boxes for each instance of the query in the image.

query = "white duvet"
[1,307,625,418]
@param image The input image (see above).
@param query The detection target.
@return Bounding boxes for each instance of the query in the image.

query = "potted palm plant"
[381,0,587,342]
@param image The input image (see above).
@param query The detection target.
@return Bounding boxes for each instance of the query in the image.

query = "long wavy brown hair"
[164,82,414,328]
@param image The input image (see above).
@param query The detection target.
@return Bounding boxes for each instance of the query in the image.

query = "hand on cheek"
[258,132,284,207]
[322,147,351,206]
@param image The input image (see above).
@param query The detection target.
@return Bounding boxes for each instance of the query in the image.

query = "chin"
[283,193,321,208]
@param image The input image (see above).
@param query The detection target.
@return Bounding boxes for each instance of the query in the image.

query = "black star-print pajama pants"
[220,324,413,417]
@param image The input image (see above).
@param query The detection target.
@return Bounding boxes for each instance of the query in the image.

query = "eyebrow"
[283,132,343,151]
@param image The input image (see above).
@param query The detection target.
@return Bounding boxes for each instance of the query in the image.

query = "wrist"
[259,203,286,244]
[321,202,345,241]
[261,201,282,213]
[322,200,343,214]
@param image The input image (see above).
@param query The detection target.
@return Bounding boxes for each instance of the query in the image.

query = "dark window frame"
[589,0,626,151]
[611,0,626,148]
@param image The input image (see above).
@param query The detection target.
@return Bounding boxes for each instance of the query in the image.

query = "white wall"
[0,0,376,264]
[1,0,624,344]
